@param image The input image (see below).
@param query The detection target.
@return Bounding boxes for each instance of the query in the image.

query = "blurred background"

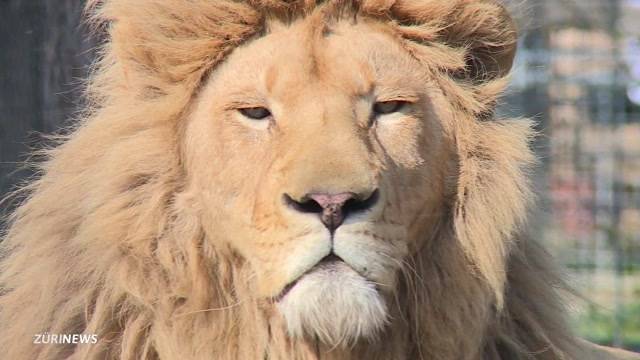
[0,0,638,351]
[500,0,640,350]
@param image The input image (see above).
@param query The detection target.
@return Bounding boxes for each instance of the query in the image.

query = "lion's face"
[184,16,452,345]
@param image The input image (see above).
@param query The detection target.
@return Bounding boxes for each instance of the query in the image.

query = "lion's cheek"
[374,116,427,169]
[333,227,408,288]
[249,229,332,298]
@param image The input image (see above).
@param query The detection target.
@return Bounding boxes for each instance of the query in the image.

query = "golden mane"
[0,1,630,359]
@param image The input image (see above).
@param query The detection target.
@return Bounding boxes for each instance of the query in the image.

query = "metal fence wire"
[498,0,640,349]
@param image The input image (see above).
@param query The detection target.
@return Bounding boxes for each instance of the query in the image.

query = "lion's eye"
[239,107,271,120]
[373,100,407,115]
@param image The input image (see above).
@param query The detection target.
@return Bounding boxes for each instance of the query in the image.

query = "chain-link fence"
[498,0,640,350]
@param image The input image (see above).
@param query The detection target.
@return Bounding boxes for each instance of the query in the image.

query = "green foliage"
[573,293,640,351]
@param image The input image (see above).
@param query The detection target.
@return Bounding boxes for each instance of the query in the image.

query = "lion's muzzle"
[283,189,379,233]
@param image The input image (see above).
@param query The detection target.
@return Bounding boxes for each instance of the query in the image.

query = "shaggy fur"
[277,261,388,345]
[0,0,638,359]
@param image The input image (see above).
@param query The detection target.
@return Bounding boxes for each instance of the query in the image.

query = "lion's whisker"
[173,299,246,318]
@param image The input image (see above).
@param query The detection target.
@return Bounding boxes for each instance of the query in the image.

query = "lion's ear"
[444,1,518,82]
[385,0,517,83]
[87,0,262,98]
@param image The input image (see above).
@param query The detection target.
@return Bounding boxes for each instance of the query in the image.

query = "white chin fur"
[276,262,388,347]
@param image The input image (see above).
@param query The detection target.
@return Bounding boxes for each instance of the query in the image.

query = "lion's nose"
[284,190,380,233]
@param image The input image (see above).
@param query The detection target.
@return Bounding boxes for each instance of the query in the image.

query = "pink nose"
[284,190,379,233]
[308,193,354,232]
[307,193,354,210]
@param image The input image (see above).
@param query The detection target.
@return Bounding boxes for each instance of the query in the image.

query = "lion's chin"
[276,260,388,347]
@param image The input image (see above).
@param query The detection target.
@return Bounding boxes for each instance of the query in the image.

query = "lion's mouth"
[275,253,345,302]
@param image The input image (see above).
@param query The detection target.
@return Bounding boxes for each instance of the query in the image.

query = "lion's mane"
[0,1,590,359]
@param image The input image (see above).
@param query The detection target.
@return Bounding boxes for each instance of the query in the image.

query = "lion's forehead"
[210,18,427,106]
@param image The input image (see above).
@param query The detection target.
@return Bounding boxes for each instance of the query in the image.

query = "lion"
[0,0,638,359]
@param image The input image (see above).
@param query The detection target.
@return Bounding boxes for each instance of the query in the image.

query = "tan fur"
[0,1,638,359]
